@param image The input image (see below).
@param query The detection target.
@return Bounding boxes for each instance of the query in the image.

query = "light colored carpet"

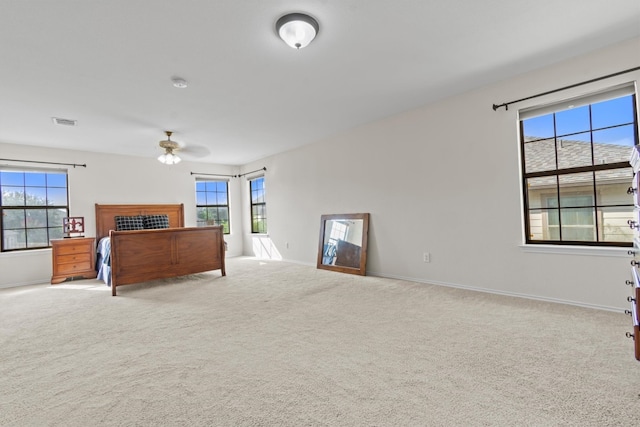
[1,257,638,426]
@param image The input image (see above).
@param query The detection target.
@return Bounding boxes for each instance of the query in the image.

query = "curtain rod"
[190,172,237,178]
[190,167,266,179]
[0,158,87,168]
[492,66,640,111]
[237,167,266,178]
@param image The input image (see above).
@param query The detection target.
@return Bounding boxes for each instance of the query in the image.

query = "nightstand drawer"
[56,253,89,264]
[56,260,92,275]
[56,243,91,255]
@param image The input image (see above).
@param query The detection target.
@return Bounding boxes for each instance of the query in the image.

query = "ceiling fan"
[157,131,182,164]
[157,130,210,164]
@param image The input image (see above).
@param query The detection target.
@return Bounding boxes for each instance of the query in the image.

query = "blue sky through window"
[523,95,636,147]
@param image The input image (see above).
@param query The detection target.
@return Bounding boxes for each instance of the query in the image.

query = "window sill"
[0,248,51,258]
[519,244,630,257]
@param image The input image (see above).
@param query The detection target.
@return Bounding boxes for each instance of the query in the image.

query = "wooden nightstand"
[50,237,97,284]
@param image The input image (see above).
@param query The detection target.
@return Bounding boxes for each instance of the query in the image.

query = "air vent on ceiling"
[52,117,77,126]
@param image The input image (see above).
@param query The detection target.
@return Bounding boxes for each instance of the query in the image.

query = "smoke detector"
[171,77,188,88]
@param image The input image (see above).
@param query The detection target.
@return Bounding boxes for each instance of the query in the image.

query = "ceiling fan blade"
[178,144,210,158]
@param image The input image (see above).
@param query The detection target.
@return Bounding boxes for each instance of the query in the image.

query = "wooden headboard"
[95,204,185,242]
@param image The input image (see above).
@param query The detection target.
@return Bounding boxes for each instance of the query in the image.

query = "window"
[195,179,230,233]
[249,176,267,233]
[327,221,348,246]
[545,194,595,241]
[520,86,638,246]
[1,168,69,251]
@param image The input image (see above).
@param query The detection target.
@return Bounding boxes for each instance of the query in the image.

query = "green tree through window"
[1,169,68,251]
[195,179,230,233]
[250,176,267,233]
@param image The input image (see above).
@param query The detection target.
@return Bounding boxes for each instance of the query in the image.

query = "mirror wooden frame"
[316,213,370,276]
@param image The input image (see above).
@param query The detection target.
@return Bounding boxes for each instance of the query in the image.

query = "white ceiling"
[1,0,639,165]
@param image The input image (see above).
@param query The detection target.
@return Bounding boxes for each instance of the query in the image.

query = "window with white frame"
[249,176,267,234]
[520,85,638,246]
[0,168,69,251]
[195,179,230,234]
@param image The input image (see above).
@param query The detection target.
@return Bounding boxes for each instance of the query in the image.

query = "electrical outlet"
[285,242,289,249]
[423,252,430,263]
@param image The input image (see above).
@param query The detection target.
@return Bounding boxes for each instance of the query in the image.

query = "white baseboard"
[367,271,624,313]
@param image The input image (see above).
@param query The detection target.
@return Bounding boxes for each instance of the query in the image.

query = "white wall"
[240,37,640,311]
[0,143,242,288]
[3,38,638,310]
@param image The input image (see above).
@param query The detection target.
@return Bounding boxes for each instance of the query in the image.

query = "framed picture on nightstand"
[63,217,85,237]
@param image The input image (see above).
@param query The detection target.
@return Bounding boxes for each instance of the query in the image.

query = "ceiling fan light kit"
[276,12,319,49]
[158,131,182,165]
[157,151,181,165]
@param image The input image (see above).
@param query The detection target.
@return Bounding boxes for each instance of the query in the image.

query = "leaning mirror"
[317,213,370,276]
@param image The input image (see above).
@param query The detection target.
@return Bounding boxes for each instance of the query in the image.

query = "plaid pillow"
[143,214,170,229]
[114,215,144,231]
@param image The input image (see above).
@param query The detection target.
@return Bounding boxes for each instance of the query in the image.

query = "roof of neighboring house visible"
[524,137,632,188]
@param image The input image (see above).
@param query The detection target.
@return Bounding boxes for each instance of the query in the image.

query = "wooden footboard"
[109,226,226,296]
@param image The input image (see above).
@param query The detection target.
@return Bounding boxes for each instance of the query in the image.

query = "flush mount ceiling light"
[157,131,182,165]
[276,13,319,49]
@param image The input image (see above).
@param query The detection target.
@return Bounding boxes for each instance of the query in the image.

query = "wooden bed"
[95,204,226,296]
